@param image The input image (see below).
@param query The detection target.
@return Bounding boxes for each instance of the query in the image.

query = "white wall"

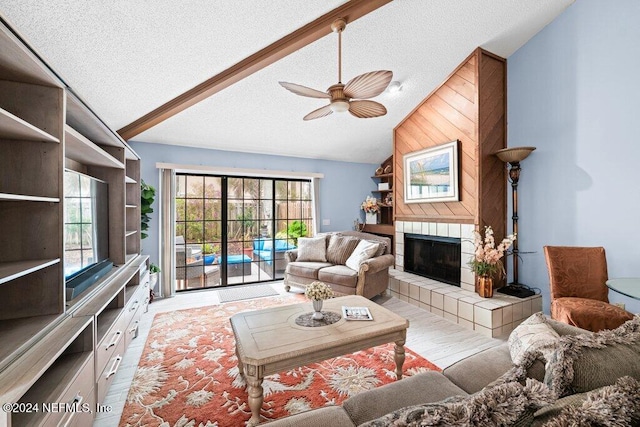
[507,0,640,313]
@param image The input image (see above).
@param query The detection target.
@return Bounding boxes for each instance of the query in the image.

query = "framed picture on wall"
[403,140,459,203]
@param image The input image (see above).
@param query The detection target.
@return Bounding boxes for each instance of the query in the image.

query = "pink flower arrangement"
[360,196,380,214]
[468,226,516,277]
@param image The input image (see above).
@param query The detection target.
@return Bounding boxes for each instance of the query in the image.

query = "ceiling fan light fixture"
[387,81,402,93]
[330,100,350,113]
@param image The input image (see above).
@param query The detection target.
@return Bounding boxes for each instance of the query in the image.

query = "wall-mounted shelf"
[0,107,59,143]
[125,204,137,209]
[0,193,60,202]
[125,230,138,237]
[125,176,137,184]
[0,259,60,285]
[65,125,125,169]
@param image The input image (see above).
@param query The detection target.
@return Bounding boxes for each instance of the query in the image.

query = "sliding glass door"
[174,174,313,291]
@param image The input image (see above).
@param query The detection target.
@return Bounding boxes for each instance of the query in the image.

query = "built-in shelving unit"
[0,17,147,425]
[365,156,395,241]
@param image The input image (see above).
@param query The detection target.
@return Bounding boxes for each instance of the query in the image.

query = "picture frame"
[403,140,459,203]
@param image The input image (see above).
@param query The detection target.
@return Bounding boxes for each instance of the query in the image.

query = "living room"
[1,1,639,426]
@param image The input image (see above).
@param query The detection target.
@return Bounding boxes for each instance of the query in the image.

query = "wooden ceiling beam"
[118,0,393,140]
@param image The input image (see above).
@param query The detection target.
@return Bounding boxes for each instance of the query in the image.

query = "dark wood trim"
[118,0,393,140]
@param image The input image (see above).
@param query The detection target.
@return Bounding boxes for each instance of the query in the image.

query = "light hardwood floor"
[93,281,503,426]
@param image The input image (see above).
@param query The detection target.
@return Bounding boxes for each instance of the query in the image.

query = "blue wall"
[129,141,379,266]
[508,0,640,313]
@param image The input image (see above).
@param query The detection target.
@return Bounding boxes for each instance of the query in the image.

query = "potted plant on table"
[468,226,516,298]
[149,263,160,302]
[305,281,334,320]
[361,196,380,225]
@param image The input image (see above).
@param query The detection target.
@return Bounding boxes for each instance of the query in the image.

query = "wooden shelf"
[0,316,92,405]
[96,308,121,343]
[0,259,60,285]
[363,224,395,235]
[64,125,125,169]
[125,230,137,237]
[371,173,393,179]
[0,193,60,203]
[125,204,137,209]
[0,313,65,374]
[0,107,60,143]
[125,176,137,184]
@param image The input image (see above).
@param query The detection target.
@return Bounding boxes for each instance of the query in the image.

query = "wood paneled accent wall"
[393,48,507,239]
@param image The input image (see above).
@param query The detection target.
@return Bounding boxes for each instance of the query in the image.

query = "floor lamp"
[494,146,536,298]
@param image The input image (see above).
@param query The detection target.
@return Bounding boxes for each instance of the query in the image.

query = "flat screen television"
[64,170,112,301]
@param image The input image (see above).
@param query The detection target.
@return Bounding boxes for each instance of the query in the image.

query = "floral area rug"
[119,295,441,426]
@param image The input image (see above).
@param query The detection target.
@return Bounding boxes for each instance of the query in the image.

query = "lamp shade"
[494,146,536,163]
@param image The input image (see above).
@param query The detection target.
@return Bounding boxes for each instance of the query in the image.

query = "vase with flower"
[468,226,516,298]
[305,281,334,320]
[361,196,380,224]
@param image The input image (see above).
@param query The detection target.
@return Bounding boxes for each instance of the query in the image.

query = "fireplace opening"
[404,234,461,286]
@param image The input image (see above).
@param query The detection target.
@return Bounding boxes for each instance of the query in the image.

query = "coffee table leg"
[235,344,244,376]
[245,364,264,427]
[394,332,406,380]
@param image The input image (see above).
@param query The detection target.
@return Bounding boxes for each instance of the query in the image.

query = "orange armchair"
[543,246,634,332]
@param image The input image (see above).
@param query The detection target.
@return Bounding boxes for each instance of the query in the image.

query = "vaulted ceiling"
[0,1,574,163]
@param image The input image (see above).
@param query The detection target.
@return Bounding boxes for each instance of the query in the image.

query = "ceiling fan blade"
[343,70,393,99]
[279,82,330,99]
[348,100,387,118]
[303,104,333,121]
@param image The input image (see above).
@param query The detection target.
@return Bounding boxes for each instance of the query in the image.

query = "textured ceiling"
[0,0,574,164]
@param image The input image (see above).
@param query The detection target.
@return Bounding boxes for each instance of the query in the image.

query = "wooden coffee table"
[229,295,409,426]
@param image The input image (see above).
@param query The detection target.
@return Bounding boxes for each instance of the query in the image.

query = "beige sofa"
[283,231,394,299]
[266,318,640,426]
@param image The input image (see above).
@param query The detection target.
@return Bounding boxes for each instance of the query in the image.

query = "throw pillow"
[508,312,560,366]
[360,378,553,427]
[345,240,381,271]
[544,315,640,398]
[296,236,327,262]
[540,376,640,427]
[326,234,360,265]
[367,239,387,257]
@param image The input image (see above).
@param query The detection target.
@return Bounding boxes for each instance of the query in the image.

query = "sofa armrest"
[361,254,395,275]
[285,249,298,262]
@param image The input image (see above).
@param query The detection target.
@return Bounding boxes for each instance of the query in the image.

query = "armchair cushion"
[296,236,327,262]
[345,239,380,271]
[551,297,634,333]
[326,234,359,265]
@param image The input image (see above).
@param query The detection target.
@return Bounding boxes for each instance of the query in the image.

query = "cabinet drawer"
[124,303,143,348]
[96,313,125,377]
[97,337,125,405]
[123,295,141,329]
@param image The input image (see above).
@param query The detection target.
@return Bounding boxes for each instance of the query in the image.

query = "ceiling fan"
[279,18,392,121]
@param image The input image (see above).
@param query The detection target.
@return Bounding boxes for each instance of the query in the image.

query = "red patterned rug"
[119,294,440,426]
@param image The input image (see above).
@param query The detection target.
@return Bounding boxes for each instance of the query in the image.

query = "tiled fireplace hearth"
[391,221,542,338]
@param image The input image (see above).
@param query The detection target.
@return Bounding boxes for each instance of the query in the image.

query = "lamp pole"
[493,146,536,294]
[508,161,522,285]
